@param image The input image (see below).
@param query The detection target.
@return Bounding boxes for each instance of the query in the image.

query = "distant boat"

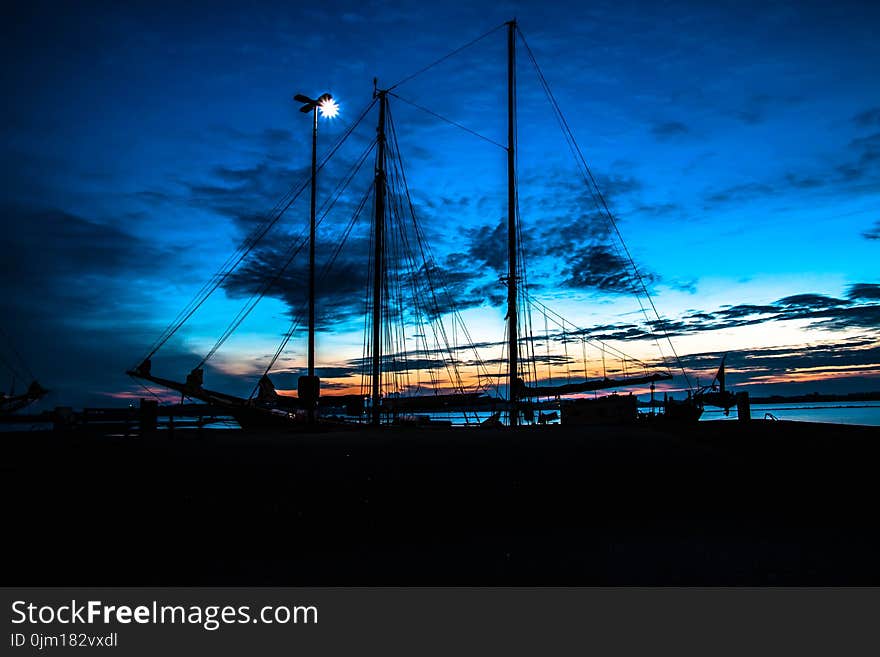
[1,380,48,416]
[0,325,47,416]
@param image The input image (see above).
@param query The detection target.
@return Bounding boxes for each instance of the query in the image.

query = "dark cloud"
[714,304,777,319]
[520,170,642,211]
[849,132,880,166]
[447,219,508,276]
[222,237,371,328]
[848,283,880,300]
[0,204,172,324]
[705,181,774,206]
[571,287,880,343]
[0,204,204,407]
[702,118,880,207]
[3,206,156,277]
[776,293,851,309]
[591,173,642,203]
[344,356,461,375]
[634,202,680,216]
[220,202,499,331]
[836,131,880,184]
[651,120,689,140]
[561,244,655,294]
[231,126,296,148]
[783,173,824,189]
[733,93,801,126]
[184,161,314,225]
[863,221,880,240]
[670,278,698,294]
[660,338,880,395]
[447,165,659,297]
[853,107,880,127]
[260,365,361,391]
[411,262,503,317]
[813,304,880,331]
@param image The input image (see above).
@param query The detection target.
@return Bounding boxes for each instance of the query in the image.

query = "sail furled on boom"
[517,372,672,399]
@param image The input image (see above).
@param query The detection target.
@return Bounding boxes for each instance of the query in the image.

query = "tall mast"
[371,87,388,426]
[506,19,519,427]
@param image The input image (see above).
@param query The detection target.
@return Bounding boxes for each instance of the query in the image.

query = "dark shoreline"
[3,419,879,585]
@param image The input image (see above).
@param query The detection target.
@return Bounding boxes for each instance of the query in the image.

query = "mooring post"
[139,398,158,435]
[736,391,751,422]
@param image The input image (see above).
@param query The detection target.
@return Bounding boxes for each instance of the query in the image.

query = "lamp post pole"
[308,103,318,421]
[294,92,338,425]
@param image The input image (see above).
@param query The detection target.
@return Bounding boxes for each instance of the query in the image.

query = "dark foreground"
[2,419,879,584]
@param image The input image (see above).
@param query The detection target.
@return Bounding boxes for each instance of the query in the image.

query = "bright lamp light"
[318,97,339,119]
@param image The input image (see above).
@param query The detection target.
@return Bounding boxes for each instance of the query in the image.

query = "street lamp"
[293,92,338,423]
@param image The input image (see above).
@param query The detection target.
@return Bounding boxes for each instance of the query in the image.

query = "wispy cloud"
[575,286,880,343]
[651,120,690,140]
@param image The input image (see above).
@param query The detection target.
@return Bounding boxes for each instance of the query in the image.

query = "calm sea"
[700,401,880,426]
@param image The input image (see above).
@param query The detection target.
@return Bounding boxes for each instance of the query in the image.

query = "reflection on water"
[701,402,880,426]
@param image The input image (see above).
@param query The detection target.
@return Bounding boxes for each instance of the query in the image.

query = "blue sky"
[2,0,878,408]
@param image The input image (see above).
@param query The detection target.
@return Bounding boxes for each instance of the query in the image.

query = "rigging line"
[515,34,667,372]
[391,99,491,387]
[388,92,507,150]
[252,199,373,401]
[562,324,572,385]
[386,106,494,390]
[391,196,465,393]
[312,136,379,229]
[532,306,649,371]
[384,143,463,394]
[389,173,429,395]
[146,97,378,365]
[199,137,378,369]
[0,325,35,382]
[516,28,691,389]
[510,75,541,396]
[381,234,393,399]
[200,233,309,368]
[385,109,461,388]
[361,188,376,403]
[543,308,552,386]
[581,337,589,381]
[257,177,377,389]
[140,97,378,365]
[387,168,442,395]
[517,210,539,387]
[247,182,373,402]
[387,22,507,91]
[386,195,403,394]
[522,291,651,367]
[145,149,323,364]
[386,159,408,394]
[128,374,164,403]
[0,352,26,384]
[514,33,658,338]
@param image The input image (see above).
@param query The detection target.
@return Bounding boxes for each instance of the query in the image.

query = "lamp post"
[293,92,339,423]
